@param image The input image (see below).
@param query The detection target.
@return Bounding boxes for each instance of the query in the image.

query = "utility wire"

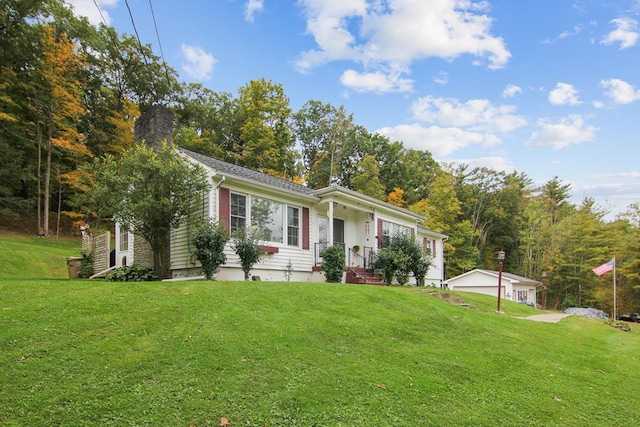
[123,0,149,65]
[148,0,165,66]
[91,0,109,28]
[148,0,174,90]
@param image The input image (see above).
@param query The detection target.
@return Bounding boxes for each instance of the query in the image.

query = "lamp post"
[541,271,547,311]
[497,250,505,312]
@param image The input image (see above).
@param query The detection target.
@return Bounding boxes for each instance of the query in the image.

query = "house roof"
[178,147,318,199]
[447,269,541,286]
[418,224,448,239]
[179,148,435,224]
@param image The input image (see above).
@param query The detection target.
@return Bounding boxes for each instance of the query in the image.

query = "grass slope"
[1,234,639,426]
[0,232,81,279]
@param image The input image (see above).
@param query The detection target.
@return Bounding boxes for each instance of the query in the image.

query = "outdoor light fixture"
[497,250,505,312]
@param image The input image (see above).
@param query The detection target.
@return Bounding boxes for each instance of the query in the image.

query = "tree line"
[1,0,639,312]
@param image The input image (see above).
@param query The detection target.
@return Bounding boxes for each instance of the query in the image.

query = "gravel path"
[523,313,572,323]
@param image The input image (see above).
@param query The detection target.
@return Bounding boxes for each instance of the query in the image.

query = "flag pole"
[613,255,617,321]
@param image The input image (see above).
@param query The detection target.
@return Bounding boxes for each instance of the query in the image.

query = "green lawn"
[1,235,639,426]
[0,232,81,279]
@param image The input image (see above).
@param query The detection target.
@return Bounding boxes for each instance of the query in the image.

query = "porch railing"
[348,246,375,269]
[314,243,375,270]
[314,242,346,266]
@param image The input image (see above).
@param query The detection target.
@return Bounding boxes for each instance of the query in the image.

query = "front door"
[333,218,344,245]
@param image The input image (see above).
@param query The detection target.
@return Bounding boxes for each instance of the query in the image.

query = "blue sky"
[68,0,640,220]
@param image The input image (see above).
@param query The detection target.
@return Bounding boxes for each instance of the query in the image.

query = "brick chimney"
[134,105,174,150]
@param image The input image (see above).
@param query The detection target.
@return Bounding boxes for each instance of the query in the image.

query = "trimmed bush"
[106,265,159,282]
[322,245,345,283]
[191,220,229,279]
[232,227,264,280]
[374,234,431,285]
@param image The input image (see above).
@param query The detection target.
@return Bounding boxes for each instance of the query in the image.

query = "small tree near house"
[191,219,229,279]
[232,227,265,280]
[80,143,209,278]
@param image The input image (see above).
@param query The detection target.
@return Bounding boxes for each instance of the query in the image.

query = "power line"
[147,0,174,90]
[123,0,149,65]
[148,0,165,66]
[91,0,109,28]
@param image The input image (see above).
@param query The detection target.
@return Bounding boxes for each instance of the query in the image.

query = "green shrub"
[374,234,431,285]
[191,220,229,279]
[232,227,264,280]
[322,245,345,283]
[78,251,93,278]
[106,265,159,282]
[374,247,408,285]
[562,296,578,311]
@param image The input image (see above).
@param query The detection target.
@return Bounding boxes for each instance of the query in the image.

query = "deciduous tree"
[81,143,209,278]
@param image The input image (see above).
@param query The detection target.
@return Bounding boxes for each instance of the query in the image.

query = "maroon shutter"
[432,239,437,257]
[302,207,310,250]
[377,218,383,248]
[219,187,230,236]
[411,228,415,239]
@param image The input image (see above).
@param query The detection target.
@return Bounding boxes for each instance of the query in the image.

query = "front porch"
[313,242,385,285]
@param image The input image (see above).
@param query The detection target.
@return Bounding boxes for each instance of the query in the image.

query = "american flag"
[592,259,614,276]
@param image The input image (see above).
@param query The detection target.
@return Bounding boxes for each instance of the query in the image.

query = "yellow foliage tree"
[38,25,91,236]
[386,187,406,207]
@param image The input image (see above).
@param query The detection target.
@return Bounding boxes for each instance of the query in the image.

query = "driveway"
[523,313,572,323]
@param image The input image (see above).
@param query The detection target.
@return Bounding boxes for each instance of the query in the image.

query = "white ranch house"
[446,269,541,305]
[115,147,448,285]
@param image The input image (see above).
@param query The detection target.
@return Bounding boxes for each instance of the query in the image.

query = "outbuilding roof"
[447,268,541,286]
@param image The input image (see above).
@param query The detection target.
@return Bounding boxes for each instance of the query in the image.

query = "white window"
[119,227,129,252]
[318,217,328,243]
[252,197,284,243]
[231,192,300,246]
[287,206,300,246]
[230,193,247,235]
[381,220,411,247]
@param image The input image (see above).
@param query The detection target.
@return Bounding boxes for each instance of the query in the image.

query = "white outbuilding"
[446,269,540,306]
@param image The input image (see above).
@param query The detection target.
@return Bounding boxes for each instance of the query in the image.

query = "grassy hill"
[1,234,639,426]
[0,231,81,279]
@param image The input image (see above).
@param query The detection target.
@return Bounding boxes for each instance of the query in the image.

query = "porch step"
[346,268,386,286]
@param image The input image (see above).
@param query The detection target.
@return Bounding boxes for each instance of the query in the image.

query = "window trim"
[229,190,302,247]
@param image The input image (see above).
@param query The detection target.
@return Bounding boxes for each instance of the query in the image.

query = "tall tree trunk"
[151,235,171,279]
[37,125,42,235]
[43,139,51,237]
[56,168,62,238]
[44,112,52,237]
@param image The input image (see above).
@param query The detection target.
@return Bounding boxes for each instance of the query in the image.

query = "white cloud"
[340,69,413,93]
[600,78,640,104]
[433,72,449,85]
[548,82,581,106]
[600,17,639,49]
[295,0,510,92]
[181,44,217,80]
[543,24,586,44]
[559,24,584,40]
[502,84,522,98]
[525,114,597,149]
[376,124,499,157]
[449,156,516,174]
[411,96,527,133]
[65,0,119,26]
[245,0,264,22]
